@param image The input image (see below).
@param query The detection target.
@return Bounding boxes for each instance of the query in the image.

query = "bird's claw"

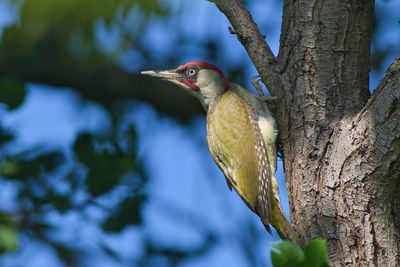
[252,75,280,102]
[251,75,265,97]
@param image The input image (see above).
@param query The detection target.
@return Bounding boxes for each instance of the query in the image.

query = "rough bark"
[211,0,400,266]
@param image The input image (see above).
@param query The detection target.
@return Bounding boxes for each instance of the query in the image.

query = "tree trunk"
[212,0,400,266]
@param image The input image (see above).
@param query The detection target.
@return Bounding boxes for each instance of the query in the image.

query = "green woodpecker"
[142,61,296,241]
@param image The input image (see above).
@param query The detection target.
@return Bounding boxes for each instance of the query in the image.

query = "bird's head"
[141,61,230,110]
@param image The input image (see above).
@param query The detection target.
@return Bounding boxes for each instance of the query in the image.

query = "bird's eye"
[187,69,196,75]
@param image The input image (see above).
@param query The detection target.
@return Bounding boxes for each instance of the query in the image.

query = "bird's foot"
[252,75,281,102]
[251,75,265,98]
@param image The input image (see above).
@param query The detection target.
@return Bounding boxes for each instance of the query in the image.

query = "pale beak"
[141,70,180,81]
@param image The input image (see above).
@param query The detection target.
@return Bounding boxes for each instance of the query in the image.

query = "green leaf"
[1,152,64,180]
[271,239,331,267]
[0,77,26,110]
[271,241,304,267]
[101,194,146,232]
[52,195,71,213]
[0,159,18,177]
[303,239,330,267]
[2,0,168,54]
[0,224,18,254]
[73,133,138,196]
[0,125,13,145]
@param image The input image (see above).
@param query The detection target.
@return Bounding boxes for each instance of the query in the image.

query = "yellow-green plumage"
[141,63,298,242]
[206,87,298,242]
[206,89,272,225]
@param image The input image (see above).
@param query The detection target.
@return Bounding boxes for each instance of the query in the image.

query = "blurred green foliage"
[0,77,26,110]
[271,239,331,267]
[0,224,18,254]
[0,91,149,263]
[102,194,145,232]
[0,213,18,254]
[2,0,167,52]
[74,132,139,196]
[1,152,64,180]
[0,0,219,265]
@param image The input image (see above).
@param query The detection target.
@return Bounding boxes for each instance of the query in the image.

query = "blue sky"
[0,0,399,266]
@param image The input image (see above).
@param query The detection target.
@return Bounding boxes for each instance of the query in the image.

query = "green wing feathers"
[206,90,272,223]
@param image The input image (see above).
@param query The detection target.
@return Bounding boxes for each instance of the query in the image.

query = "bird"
[141,61,296,241]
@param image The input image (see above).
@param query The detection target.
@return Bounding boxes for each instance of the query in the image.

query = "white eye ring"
[187,69,196,75]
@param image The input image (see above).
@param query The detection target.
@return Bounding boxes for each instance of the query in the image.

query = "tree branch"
[209,0,281,96]
[305,55,400,265]
[359,54,400,123]
[355,53,400,182]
